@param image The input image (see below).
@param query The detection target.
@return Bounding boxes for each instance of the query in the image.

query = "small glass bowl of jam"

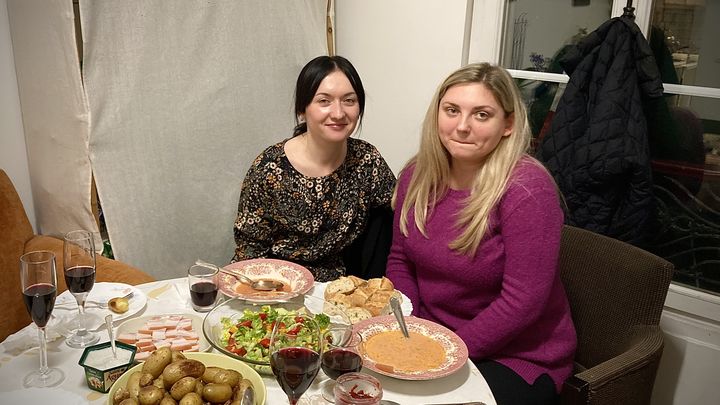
[334,372,383,404]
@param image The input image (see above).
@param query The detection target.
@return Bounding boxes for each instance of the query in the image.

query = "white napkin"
[2,288,125,355]
[0,294,103,356]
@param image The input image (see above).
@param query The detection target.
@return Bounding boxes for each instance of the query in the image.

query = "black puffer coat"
[537,17,664,245]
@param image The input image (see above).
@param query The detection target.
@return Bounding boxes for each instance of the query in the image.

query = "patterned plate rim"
[218,258,314,302]
[353,315,469,380]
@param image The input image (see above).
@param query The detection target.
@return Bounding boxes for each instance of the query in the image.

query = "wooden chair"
[558,225,673,405]
[0,169,155,342]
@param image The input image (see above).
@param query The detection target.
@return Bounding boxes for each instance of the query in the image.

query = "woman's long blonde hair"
[394,62,533,256]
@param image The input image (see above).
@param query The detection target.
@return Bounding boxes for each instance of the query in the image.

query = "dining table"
[0,277,497,405]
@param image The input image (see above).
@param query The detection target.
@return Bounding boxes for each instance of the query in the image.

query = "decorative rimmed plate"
[218,258,314,302]
[353,315,468,380]
[106,352,267,405]
[54,282,147,322]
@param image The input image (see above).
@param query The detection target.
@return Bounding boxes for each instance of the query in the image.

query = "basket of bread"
[323,276,403,323]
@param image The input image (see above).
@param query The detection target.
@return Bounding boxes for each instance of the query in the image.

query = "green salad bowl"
[202,293,349,374]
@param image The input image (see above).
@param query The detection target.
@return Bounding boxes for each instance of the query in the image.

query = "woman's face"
[438,83,513,168]
[302,70,360,143]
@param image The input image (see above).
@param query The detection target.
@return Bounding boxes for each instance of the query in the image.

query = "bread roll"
[364,301,387,317]
[369,290,393,304]
[323,276,402,322]
[379,276,394,291]
[349,288,371,307]
[347,275,367,288]
[345,307,373,323]
[327,292,353,309]
[324,277,355,299]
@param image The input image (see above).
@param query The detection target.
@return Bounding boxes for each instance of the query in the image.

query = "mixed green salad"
[219,305,330,364]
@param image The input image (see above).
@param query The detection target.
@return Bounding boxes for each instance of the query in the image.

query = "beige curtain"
[80,0,328,279]
[7,0,99,241]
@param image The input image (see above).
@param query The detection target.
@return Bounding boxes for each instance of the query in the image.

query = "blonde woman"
[386,63,576,404]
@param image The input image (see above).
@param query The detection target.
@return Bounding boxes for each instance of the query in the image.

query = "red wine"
[64,265,96,294]
[271,347,321,403]
[321,348,363,379]
[189,281,218,307]
[23,283,57,328]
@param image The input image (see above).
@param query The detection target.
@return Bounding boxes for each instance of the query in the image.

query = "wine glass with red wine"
[20,250,65,387]
[269,313,323,405]
[187,264,219,312]
[63,230,100,348]
[320,327,364,402]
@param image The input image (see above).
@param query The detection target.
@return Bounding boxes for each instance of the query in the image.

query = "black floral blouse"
[232,137,396,282]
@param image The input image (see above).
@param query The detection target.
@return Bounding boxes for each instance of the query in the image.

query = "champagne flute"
[63,230,100,348]
[320,327,363,402]
[20,250,65,387]
[269,314,323,405]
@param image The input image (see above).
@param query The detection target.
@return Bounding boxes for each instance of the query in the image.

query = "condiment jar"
[334,372,383,405]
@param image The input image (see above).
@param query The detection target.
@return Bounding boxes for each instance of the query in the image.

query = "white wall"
[334,0,469,174]
[0,0,35,230]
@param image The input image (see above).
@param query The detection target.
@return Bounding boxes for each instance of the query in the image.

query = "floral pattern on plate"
[353,315,468,380]
[218,258,314,302]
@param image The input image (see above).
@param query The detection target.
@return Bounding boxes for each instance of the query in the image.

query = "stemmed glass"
[63,230,100,348]
[320,327,364,402]
[269,313,323,405]
[20,250,65,387]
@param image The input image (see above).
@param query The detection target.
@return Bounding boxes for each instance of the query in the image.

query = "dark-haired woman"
[232,55,395,282]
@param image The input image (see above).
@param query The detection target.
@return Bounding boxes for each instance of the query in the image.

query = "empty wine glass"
[269,313,323,405]
[20,250,65,387]
[320,327,363,402]
[63,230,100,348]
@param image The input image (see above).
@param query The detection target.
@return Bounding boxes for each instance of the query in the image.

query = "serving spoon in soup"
[195,260,284,291]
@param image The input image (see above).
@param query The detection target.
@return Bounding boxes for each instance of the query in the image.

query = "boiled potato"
[171,350,186,363]
[193,379,204,396]
[152,376,165,390]
[170,376,197,401]
[211,369,241,387]
[126,371,143,400]
[201,366,222,383]
[113,386,131,405]
[159,394,177,405]
[202,383,233,403]
[138,386,164,405]
[142,347,173,379]
[118,399,139,405]
[178,392,202,405]
[139,372,155,388]
[162,359,206,388]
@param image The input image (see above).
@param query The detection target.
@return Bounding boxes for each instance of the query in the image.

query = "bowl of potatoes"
[107,348,266,405]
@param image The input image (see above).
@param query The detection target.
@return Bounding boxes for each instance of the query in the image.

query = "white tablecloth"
[0,278,496,405]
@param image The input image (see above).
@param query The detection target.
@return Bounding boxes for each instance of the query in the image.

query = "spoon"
[219,268,284,291]
[104,314,117,359]
[106,291,134,313]
[390,297,409,338]
[195,260,284,291]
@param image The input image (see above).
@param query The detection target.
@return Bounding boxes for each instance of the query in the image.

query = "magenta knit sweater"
[386,157,576,391]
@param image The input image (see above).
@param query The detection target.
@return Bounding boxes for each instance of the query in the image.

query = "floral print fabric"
[232,137,396,282]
